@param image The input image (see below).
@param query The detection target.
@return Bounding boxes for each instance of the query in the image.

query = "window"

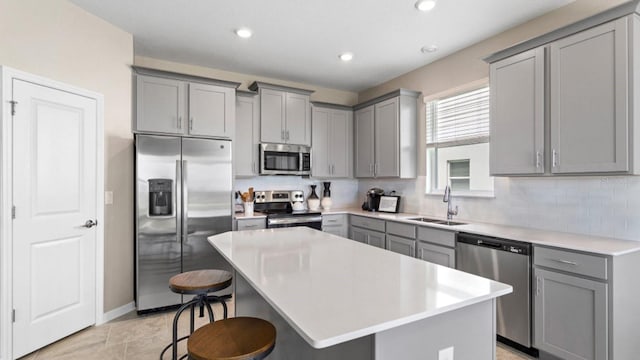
[426,85,493,196]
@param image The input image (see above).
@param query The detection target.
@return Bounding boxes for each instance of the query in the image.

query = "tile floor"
[18,300,534,360]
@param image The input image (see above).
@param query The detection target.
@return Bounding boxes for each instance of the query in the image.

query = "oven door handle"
[267,216,323,226]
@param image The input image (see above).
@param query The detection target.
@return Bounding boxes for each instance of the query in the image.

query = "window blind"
[427,86,490,146]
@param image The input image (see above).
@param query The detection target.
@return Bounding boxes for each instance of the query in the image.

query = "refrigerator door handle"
[182,160,188,243]
[176,160,182,242]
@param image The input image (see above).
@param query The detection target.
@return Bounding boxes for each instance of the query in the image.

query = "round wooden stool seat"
[188,317,276,360]
[169,269,232,295]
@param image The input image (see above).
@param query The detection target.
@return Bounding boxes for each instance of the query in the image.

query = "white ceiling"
[71,0,573,92]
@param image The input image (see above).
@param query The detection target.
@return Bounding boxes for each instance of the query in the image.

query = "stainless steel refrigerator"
[135,134,233,313]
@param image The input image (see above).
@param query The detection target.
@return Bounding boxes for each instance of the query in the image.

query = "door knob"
[84,219,98,228]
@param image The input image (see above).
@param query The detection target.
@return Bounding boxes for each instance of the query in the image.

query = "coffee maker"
[362,187,385,211]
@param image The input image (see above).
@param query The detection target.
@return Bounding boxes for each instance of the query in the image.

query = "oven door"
[267,215,322,230]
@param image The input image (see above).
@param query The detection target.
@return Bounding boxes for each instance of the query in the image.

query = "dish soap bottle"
[307,185,320,211]
[321,182,332,210]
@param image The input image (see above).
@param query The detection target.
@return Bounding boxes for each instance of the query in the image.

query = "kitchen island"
[208,227,512,360]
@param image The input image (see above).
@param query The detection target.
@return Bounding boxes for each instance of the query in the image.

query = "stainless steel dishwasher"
[456,233,534,353]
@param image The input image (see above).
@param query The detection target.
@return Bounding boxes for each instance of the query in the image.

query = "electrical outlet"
[105,191,113,205]
[438,346,454,360]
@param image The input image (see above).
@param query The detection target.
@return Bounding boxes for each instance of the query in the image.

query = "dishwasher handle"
[478,239,503,249]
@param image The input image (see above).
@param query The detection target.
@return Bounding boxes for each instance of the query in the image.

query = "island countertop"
[208,227,512,349]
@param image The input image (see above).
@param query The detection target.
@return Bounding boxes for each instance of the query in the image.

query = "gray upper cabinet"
[488,15,640,175]
[136,75,185,134]
[550,18,628,174]
[312,104,353,178]
[134,69,238,138]
[250,82,313,146]
[188,82,235,138]
[353,89,420,179]
[490,47,545,175]
[235,91,260,177]
[354,106,376,177]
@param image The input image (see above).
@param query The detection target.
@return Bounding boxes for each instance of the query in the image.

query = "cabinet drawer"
[534,246,607,280]
[386,221,416,239]
[322,214,347,227]
[236,218,266,231]
[350,215,385,232]
[417,227,455,248]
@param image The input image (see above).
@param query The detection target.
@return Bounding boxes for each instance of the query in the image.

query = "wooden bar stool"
[188,317,276,360]
[160,269,233,360]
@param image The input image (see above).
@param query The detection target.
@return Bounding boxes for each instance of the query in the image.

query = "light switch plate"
[105,191,113,205]
[438,346,454,360]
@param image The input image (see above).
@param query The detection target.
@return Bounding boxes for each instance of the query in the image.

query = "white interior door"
[11,79,97,358]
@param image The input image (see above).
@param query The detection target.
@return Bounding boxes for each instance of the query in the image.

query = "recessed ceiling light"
[415,0,436,12]
[421,45,439,53]
[339,53,354,62]
[235,28,252,39]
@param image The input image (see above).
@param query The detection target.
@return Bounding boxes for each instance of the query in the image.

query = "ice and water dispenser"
[148,179,173,216]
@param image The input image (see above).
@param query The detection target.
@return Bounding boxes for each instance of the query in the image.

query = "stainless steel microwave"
[259,143,311,175]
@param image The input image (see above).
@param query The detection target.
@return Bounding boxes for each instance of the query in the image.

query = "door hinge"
[12,309,15,322]
[12,205,16,219]
[9,100,17,116]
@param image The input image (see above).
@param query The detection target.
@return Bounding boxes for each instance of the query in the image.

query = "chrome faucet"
[443,185,458,221]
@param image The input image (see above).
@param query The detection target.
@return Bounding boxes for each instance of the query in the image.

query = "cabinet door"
[136,75,185,134]
[417,242,455,268]
[367,230,386,249]
[311,107,331,177]
[235,95,259,176]
[260,88,286,143]
[285,92,311,145]
[550,18,629,173]
[350,226,368,243]
[490,47,545,175]
[354,106,375,178]
[374,97,399,177]
[386,235,415,257]
[534,268,607,360]
[188,83,234,138]
[329,110,352,177]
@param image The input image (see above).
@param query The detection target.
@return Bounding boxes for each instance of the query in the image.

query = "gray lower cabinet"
[416,226,456,268]
[534,268,607,360]
[416,242,455,268]
[350,226,385,249]
[322,214,348,238]
[236,218,266,231]
[386,234,415,257]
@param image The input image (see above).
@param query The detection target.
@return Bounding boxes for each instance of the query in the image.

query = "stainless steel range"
[254,190,322,230]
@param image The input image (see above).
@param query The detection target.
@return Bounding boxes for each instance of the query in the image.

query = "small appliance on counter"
[362,187,385,211]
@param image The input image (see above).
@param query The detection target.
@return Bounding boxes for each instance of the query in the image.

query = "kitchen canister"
[243,201,254,216]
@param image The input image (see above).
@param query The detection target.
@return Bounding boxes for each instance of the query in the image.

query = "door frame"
[0,66,105,360]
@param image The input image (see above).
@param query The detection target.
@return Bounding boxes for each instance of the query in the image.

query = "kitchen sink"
[406,217,466,226]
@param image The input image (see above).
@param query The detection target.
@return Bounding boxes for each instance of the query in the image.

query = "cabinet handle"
[552,149,558,167]
[252,161,256,173]
[286,130,290,141]
[536,151,541,168]
[177,116,182,130]
[281,130,285,140]
[374,163,379,176]
[536,276,541,296]
[332,164,335,174]
[189,117,194,131]
[552,258,578,266]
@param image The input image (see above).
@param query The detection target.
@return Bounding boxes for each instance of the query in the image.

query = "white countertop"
[209,227,512,349]
[323,208,640,256]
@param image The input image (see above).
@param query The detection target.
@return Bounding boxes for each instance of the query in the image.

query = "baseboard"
[101,301,135,324]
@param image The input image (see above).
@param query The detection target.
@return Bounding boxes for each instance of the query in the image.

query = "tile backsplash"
[235,177,360,209]
[359,176,640,241]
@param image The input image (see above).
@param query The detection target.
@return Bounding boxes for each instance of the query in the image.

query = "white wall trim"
[101,302,135,324]
[0,66,105,360]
